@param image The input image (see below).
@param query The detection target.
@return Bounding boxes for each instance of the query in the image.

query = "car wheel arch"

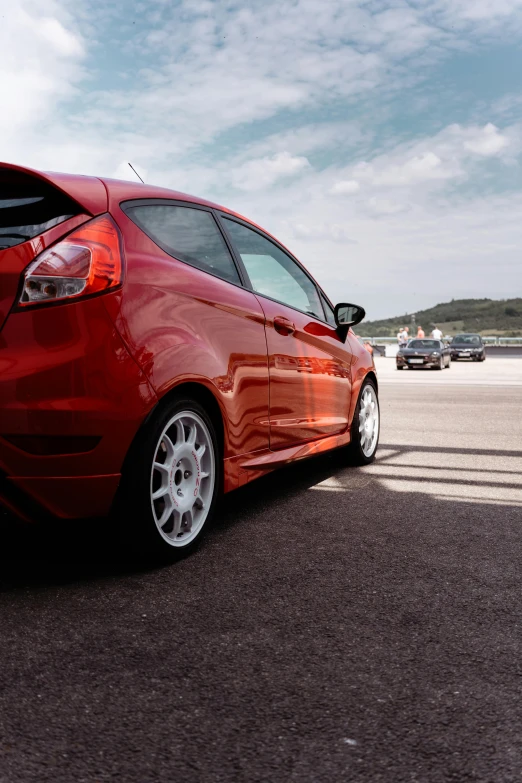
[365,370,378,393]
[122,380,227,481]
[348,369,378,429]
[156,381,225,457]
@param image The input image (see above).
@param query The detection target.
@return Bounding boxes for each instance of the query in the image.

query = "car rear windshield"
[0,169,78,249]
[408,339,440,349]
[452,335,481,344]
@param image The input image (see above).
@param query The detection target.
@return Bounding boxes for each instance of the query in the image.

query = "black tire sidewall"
[117,396,221,561]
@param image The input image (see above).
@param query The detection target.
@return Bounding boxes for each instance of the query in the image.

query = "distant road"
[376,356,522,386]
[372,344,522,358]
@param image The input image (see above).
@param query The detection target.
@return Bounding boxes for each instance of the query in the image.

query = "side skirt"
[223,429,352,492]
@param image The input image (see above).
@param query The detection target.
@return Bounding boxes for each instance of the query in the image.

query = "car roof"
[1,161,334,304]
[0,161,284,252]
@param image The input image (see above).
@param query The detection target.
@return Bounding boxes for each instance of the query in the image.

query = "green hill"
[362,298,522,338]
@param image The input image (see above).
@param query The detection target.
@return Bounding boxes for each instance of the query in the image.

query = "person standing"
[431,326,442,340]
[397,326,408,347]
[417,326,425,338]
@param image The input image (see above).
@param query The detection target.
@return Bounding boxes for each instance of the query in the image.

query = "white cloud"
[38,16,84,56]
[235,123,367,163]
[448,0,522,22]
[324,123,515,198]
[288,222,358,243]
[365,197,408,215]
[354,151,450,187]
[463,123,509,155]
[230,152,311,191]
[0,3,85,141]
[331,180,360,195]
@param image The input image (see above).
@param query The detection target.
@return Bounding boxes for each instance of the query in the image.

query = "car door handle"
[273,316,296,336]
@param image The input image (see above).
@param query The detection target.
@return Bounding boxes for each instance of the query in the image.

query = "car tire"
[346,379,380,466]
[116,395,221,562]
[396,365,403,370]
[435,357,444,370]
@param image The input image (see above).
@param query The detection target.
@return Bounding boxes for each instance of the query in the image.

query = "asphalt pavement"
[1,358,521,783]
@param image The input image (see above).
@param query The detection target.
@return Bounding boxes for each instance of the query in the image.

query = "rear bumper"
[0,295,157,521]
[0,472,121,521]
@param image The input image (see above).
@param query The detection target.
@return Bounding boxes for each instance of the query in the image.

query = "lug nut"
[177,489,183,497]
[184,470,192,479]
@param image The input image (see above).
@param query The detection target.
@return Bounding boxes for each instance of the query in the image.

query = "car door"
[219,215,353,450]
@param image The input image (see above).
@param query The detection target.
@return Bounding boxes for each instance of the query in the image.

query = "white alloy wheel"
[358,384,379,458]
[150,410,215,547]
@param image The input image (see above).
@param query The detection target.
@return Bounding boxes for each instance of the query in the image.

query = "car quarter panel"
[106,208,270,460]
[0,294,157,517]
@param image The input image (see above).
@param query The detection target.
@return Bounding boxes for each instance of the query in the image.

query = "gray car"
[396,339,451,370]
[450,333,486,362]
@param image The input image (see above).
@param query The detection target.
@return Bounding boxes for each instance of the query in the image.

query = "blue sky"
[2,0,522,319]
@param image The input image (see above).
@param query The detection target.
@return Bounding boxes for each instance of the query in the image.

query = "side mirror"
[334,303,365,341]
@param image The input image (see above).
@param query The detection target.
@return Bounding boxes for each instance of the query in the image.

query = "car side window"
[319,292,337,327]
[223,218,323,319]
[125,204,241,285]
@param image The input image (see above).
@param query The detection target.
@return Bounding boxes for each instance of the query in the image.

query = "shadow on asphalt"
[1,440,521,782]
[0,447,354,591]
[1,440,520,592]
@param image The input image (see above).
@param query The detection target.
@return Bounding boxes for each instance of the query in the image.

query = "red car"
[0,163,379,559]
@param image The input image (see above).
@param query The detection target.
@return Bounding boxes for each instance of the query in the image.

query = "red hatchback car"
[0,163,379,559]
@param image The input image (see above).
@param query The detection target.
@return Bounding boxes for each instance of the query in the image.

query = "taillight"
[17,214,123,308]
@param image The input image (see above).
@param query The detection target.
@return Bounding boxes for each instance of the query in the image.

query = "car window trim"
[120,198,249,289]
[216,212,336,328]
[318,289,337,326]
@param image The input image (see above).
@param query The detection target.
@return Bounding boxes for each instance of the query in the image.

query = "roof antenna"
[128,162,144,184]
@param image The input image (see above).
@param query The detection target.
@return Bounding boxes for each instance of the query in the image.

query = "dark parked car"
[450,334,486,362]
[396,339,451,370]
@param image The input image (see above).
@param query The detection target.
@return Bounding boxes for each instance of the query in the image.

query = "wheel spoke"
[171,509,183,538]
[194,496,205,511]
[173,419,185,446]
[160,434,176,466]
[152,483,169,500]
[196,443,206,459]
[153,461,170,480]
[186,422,197,447]
[183,508,194,534]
